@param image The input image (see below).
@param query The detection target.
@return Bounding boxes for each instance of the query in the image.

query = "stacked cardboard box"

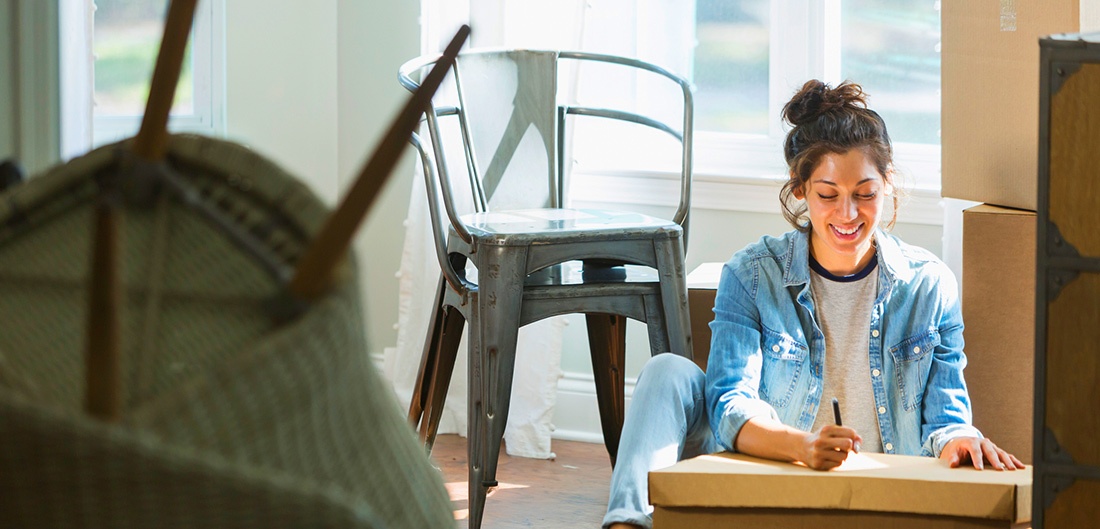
[942,0,1099,209]
[961,205,1035,463]
[942,0,1100,462]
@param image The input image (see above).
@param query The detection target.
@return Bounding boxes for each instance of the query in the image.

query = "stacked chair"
[401,49,695,528]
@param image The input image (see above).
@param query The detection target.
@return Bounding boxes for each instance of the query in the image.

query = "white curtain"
[385,0,694,459]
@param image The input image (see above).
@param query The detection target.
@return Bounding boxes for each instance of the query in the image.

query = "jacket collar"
[783,228,901,288]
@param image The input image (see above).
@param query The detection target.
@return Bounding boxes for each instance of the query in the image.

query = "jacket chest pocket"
[888,330,939,411]
[758,328,808,408]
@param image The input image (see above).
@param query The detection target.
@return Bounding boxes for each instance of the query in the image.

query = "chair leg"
[421,305,465,453]
[586,313,628,467]
[407,276,447,431]
[655,237,693,360]
[467,247,526,529]
[643,292,671,356]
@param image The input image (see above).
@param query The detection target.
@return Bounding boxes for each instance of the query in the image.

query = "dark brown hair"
[780,80,898,231]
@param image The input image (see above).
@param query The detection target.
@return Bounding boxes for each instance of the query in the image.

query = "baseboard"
[551,371,638,445]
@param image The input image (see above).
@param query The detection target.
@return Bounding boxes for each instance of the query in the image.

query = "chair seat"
[462,208,679,241]
[460,260,659,288]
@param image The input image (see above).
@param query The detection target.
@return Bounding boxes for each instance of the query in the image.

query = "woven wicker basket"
[0,135,454,528]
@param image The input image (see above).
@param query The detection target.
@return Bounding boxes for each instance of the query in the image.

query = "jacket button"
[872,369,881,377]
[878,406,886,414]
[772,345,780,353]
[871,329,879,337]
[885,442,894,451]
[913,346,921,354]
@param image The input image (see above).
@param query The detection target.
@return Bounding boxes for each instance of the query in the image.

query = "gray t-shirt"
[808,259,883,453]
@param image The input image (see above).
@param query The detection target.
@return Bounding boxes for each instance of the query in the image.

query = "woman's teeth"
[834,225,860,235]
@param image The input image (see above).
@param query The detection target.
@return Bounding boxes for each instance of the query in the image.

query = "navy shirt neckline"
[809,251,878,283]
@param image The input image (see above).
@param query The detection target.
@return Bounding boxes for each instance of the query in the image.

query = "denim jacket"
[706,229,982,457]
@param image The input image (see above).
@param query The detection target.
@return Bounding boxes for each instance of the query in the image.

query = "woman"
[603,80,1024,529]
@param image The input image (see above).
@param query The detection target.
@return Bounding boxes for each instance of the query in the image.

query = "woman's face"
[793,149,890,275]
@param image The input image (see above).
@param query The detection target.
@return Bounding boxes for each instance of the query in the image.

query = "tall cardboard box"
[942,0,1100,210]
[650,452,1031,528]
[962,205,1035,463]
[686,263,722,372]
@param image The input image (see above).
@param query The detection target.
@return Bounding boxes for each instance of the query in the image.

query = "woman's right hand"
[800,425,863,470]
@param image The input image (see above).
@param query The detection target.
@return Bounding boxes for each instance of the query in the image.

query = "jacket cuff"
[715,399,780,452]
[923,424,984,457]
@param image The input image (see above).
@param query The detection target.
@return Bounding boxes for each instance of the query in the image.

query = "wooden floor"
[431,434,613,528]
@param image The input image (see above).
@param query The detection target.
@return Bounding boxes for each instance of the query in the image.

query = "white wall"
[335,0,421,363]
[222,1,419,358]
[224,0,340,204]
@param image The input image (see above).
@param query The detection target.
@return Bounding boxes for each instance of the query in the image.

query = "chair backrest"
[400,49,693,293]
[454,50,560,211]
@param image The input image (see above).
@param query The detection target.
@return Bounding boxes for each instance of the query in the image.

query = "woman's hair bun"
[782,80,867,126]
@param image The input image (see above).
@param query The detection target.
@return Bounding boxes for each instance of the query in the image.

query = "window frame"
[89,0,226,148]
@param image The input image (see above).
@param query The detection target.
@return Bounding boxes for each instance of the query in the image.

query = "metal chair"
[399,49,694,529]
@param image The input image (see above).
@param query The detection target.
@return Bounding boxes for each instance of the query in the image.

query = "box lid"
[650,452,1031,522]
[687,262,723,290]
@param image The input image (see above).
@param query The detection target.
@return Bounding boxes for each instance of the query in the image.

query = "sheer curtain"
[384,0,693,459]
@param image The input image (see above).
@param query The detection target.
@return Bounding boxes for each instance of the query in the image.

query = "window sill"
[569,168,945,226]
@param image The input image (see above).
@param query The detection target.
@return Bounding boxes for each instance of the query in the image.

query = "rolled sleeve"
[706,261,779,452]
[919,268,982,457]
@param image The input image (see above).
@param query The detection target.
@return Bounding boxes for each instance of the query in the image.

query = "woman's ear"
[792,179,805,200]
[884,166,896,196]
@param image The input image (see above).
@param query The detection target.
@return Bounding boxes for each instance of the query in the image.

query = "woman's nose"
[839,197,858,220]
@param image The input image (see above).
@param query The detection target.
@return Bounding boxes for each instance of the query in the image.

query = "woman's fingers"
[1009,453,1026,469]
[967,438,984,470]
[981,439,1005,470]
[814,434,855,453]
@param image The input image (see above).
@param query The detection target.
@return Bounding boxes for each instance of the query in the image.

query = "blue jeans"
[602,353,719,529]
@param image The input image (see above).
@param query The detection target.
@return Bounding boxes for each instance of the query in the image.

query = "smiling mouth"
[831,223,862,237]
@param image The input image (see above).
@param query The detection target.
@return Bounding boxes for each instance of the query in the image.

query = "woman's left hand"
[939,437,1025,470]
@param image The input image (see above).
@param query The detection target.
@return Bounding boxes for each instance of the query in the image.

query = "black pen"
[832,397,860,453]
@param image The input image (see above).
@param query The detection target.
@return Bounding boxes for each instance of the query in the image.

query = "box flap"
[964,204,1038,216]
[649,452,1031,522]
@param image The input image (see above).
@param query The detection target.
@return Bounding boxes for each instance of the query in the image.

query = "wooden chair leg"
[408,276,447,430]
[421,305,464,453]
[586,313,628,467]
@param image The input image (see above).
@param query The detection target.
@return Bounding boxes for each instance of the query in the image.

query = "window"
[420,0,946,225]
[90,0,225,147]
[689,0,942,188]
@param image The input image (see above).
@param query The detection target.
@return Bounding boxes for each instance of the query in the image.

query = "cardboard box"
[963,205,1036,464]
[942,0,1100,210]
[686,262,722,372]
[650,452,1032,528]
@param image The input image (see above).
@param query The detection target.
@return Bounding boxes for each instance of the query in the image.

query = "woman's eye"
[817,194,837,200]
[859,193,877,200]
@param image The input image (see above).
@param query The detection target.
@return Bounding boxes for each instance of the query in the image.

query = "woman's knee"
[637,353,705,396]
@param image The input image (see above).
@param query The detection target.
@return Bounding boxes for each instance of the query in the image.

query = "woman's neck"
[808,235,877,276]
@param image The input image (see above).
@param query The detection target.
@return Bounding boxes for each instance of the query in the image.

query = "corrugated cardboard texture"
[962,205,1035,464]
[942,0,1081,210]
[650,452,1031,523]
[686,263,722,372]
[654,506,1031,529]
